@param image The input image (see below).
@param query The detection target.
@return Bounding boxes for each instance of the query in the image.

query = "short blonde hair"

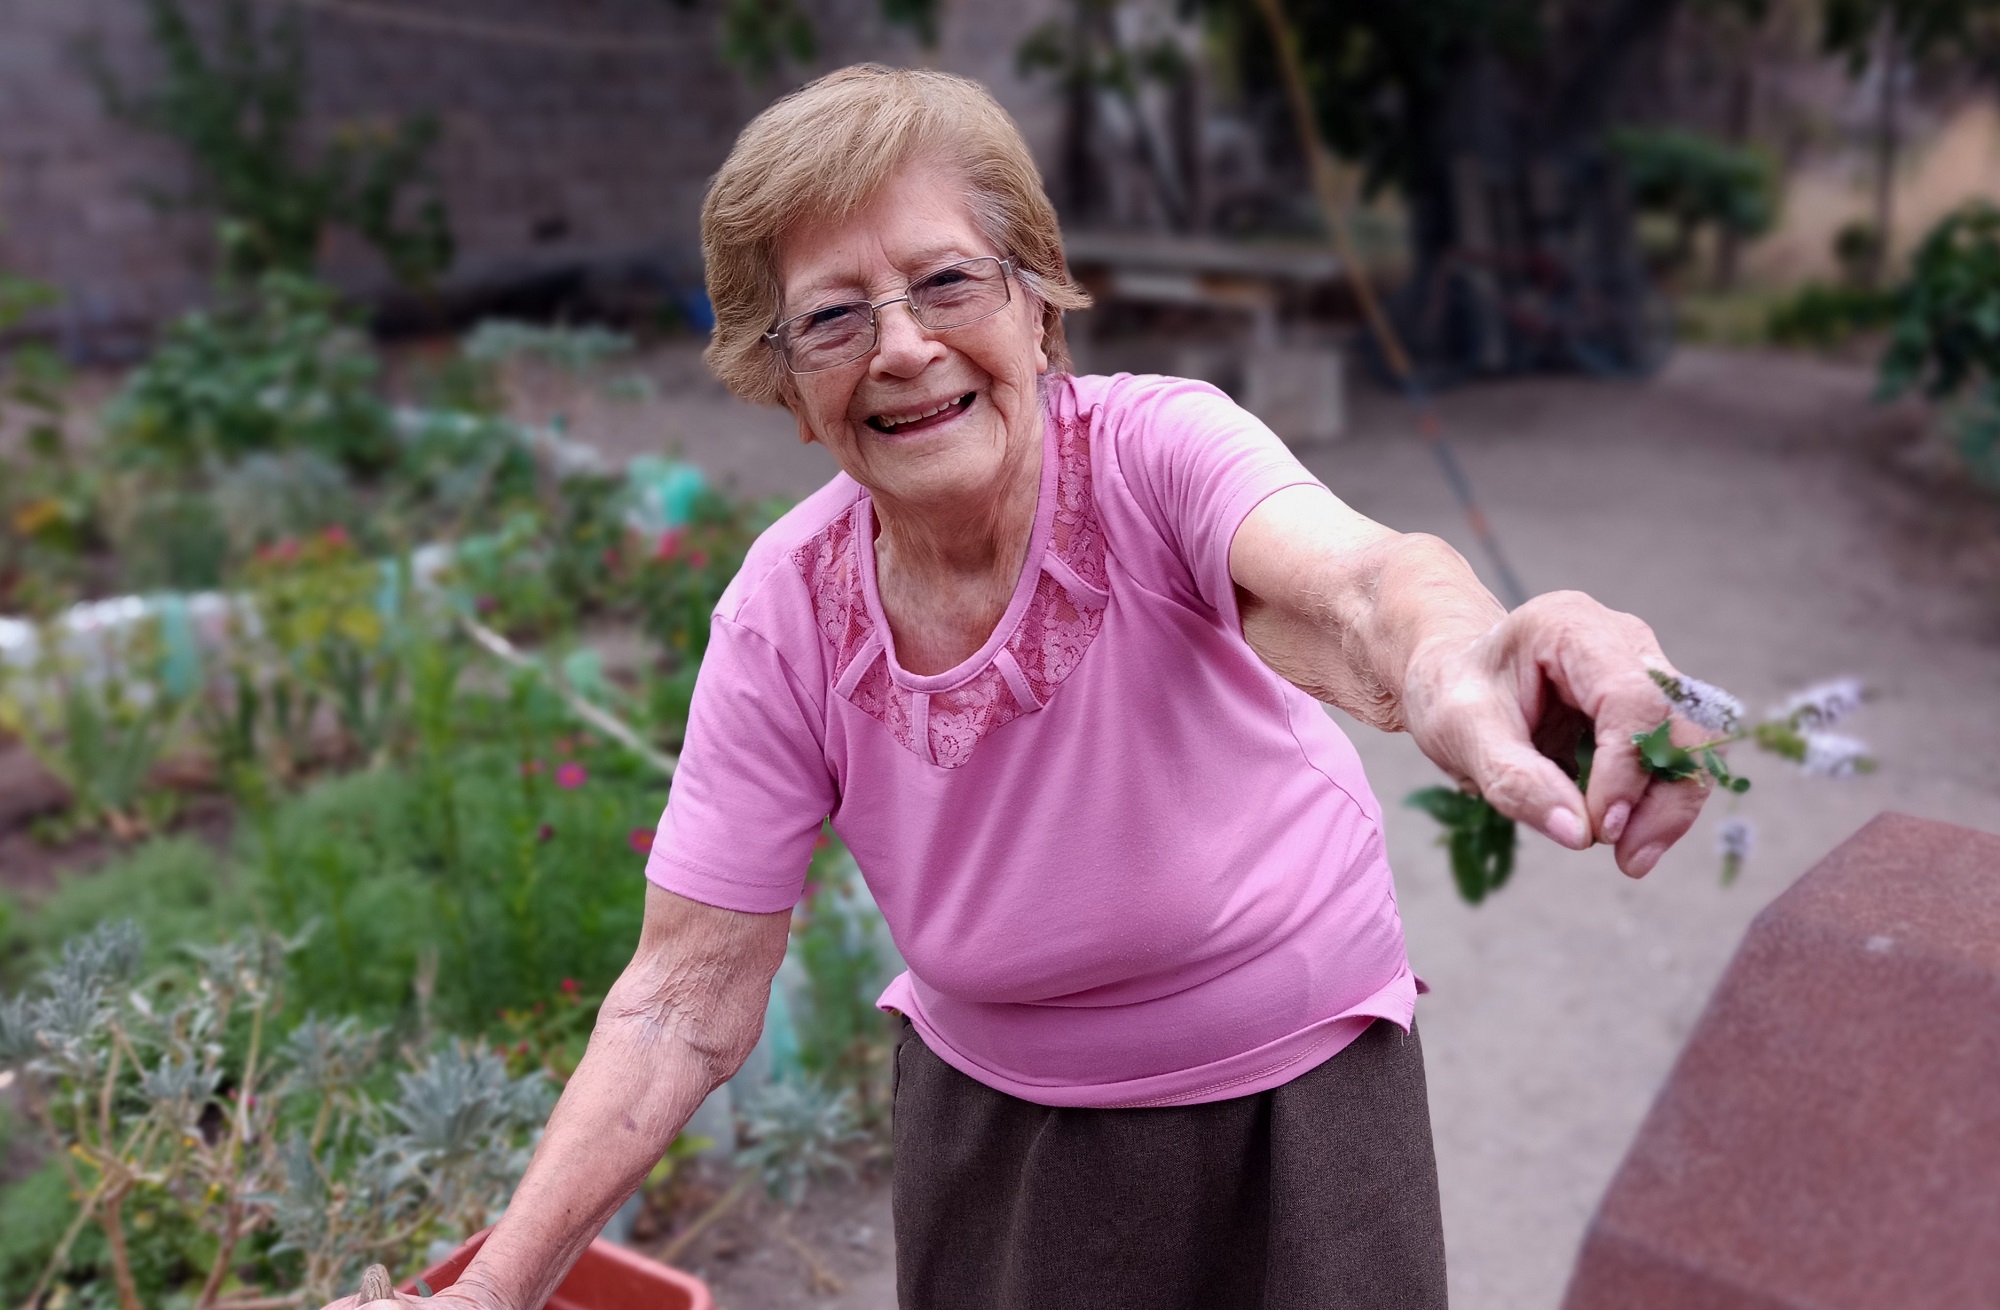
[701,64,1091,408]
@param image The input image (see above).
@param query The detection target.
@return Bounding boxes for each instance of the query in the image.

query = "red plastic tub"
[407,1228,713,1310]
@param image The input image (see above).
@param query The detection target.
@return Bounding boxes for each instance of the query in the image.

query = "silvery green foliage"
[1648,669,1745,734]
[279,1014,380,1098]
[735,1077,867,1207]
[4,920,549,1306]
[0,993,36,1065]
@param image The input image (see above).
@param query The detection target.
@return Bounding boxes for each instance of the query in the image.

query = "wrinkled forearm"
[446,897,786,1310]
[1238,515,1505,732]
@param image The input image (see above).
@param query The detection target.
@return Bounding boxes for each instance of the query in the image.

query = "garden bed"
[0,276,899,1309]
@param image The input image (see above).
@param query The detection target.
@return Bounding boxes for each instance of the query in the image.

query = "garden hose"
[1251,0,1531,610]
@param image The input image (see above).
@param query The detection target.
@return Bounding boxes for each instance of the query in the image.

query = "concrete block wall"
[0,0,1063,350]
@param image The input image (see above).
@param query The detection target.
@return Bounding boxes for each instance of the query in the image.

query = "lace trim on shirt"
[791,414,1109,768]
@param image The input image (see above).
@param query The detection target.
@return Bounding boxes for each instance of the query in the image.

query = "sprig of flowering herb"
[1407,668,1879,903]
[1716,817,1754,886]
[1648,670,1745,734]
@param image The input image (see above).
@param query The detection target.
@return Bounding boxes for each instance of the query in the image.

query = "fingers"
[1612,773,1709,876]
[1468,730,1594,851]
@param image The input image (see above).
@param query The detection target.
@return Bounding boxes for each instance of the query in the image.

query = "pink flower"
[628,826,655,855]
[654,529,684,561]
[688,551,709,571]
[812,833,833,852]
[559,977,580,996]
[322,524,352,548]
[555,762,587,789]
[519,759,543,777]
[537,822,555,843]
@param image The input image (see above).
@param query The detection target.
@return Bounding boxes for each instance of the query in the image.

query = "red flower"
[519,759,544,777]
[560,977,580,996]
[813,833,833,852]
[537,822,555,843]
[688,550,709,571]
[555,762,587,789]
[322,524,352,548]
[628,826,655,855]
[654,529,684,561]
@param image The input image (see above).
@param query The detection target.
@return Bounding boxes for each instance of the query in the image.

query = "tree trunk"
[1871,11,1899,286]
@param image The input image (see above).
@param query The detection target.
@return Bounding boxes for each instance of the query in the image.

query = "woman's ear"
[1031,299,1050,374]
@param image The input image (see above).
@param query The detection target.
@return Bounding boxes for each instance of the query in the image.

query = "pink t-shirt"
[646,372,1417,1108]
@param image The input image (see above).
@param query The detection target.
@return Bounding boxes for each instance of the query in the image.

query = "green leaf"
[1633,720,1701,782]
[1404,788,1518,905]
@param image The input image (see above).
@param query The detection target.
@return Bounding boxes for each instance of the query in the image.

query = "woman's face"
[775,161,1048,513]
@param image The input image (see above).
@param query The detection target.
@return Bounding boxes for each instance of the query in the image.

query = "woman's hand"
[319,1283,492,1310]
[1231,488,1710,876]
[1400,590,1709,876]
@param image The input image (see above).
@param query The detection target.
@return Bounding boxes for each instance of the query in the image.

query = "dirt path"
[617,342,2000,1309]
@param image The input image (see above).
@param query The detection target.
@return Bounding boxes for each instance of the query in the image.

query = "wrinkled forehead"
[773,160,998,310]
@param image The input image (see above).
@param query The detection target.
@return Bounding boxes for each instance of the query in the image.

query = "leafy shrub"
[1765,282,1896,350]
[104,271,396,477]
[0,838,246,988]
[0,921,549,1308]
[1611,128,1781,279]
[0,273,95,617]
[0,616,191,840]
[1880,201,2000,483]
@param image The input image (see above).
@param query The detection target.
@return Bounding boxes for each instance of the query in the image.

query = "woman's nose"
[870,301,945,376]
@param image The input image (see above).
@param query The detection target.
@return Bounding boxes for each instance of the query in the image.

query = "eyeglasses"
[765,256,1017,374]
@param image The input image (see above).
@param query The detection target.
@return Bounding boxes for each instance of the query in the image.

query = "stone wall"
[0,0,1062,352]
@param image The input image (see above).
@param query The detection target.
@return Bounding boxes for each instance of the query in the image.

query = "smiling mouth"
[867,392,977,435]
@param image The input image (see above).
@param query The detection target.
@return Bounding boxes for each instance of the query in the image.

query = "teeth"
[876,394,969,429]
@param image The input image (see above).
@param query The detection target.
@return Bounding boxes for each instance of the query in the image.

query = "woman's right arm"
[336,883,791,1310]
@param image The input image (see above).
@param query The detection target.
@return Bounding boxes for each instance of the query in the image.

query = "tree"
[1820,0,2000,284]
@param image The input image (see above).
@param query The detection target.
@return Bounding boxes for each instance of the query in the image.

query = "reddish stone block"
[1563,813,2000,1310]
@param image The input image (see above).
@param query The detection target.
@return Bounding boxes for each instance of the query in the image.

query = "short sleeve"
[1097,375,1325,627]
[645,615,835,914]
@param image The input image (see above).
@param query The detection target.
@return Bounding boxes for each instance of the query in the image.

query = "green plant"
[0,921,551,1310]
[0,272,95,617]
[104,270,396,478]
[1879,201,2000,483]
[242,528,412,767]
[1402,786,1517,904]
[0,619,191,840]
[790,843,897,1117]
[0,838,247,989]
[1609,128,1781,284]
[1764,282,1896,350]
[90,0,452,286]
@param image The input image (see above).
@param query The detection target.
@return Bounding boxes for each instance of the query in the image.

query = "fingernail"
[1629,843,1667,877]
[1602,801,1631,844]
[1548,807,1588,850]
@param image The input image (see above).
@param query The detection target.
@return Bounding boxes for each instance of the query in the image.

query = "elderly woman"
[356,65,1709,1310]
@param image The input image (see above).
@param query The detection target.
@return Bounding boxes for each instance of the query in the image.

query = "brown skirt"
[890,1017,1448,1310]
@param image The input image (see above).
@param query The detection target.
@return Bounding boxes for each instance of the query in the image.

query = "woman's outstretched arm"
[1229,483,1709,878]
[327,884,790,1310]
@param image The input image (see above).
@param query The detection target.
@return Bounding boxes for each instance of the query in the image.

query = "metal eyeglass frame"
[763,256,1018,374]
